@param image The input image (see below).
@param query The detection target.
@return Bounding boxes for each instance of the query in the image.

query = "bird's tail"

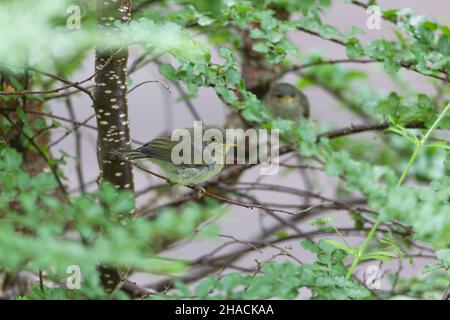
[111,149,148,160]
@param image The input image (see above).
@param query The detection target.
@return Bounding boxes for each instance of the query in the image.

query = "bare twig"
[38,270,45,293]
[115,153,299,215]
[288,59,376,73]
[318,121,427,140]
[128,80,171,94]
[442,283,450,300]
[49,114,96,148]
[65,97,86,194]
[169,80,203,121]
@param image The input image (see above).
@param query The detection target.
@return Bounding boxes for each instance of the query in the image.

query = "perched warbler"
[115,126,236,187]
[263,82,310,121]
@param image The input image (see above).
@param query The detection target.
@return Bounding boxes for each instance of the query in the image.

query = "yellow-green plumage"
[149,158,225,186]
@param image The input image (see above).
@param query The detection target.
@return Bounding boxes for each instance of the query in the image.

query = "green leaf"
[159,63,177,80]
[361,250,398,262]
[346,38,364,58]
[384,58,401,75]
[301,239,320,253]
[276,230,289,240]
[325,239,352,253]
[437,35,450,56]
[436,249,450,265]
[252,42,270,53]
[310,218,332,226]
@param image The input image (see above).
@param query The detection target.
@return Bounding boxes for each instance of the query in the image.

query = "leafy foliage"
[0,0,209,69]
[0,147,226,298]
[155,240,371,300]
[0,0,448,300]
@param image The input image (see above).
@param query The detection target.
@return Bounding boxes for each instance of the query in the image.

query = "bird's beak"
[281,95,293,102]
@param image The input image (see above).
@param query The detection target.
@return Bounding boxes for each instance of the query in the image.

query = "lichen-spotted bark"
[95,0,134,192]
[94,0,134,294]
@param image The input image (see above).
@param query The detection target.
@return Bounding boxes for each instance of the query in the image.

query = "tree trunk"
[94,0,134,294]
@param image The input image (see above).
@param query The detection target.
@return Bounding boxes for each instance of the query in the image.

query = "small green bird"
[115,126,235,187]
[263,83,310,121]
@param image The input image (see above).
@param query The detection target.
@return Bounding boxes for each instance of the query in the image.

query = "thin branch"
[154,59,203,121]
[121,279,153,299]
[115,153,303,216]
[26,67,94,101]
[128,80,171,94]
[49,114,96,148]
[148,227,399,291]
[288,58,376,73]
[65,97,86,194]
[299,72,373,121]
[0,125,8,145]
[2,108,144,145]
[318,121,428,140]
[442,283,450,300]
[0,48,122,100]
[297,27,347,46]
[170,80,203,121]
[38,270,45,293]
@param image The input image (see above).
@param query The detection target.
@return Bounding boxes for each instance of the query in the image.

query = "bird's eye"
[211,136,217,142]
[276,94,283,98]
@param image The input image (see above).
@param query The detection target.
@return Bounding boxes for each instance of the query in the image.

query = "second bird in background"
[263,82,310,122]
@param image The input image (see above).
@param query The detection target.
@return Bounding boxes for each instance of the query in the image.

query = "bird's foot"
[167,180,175,188]
[195,187,206,199]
